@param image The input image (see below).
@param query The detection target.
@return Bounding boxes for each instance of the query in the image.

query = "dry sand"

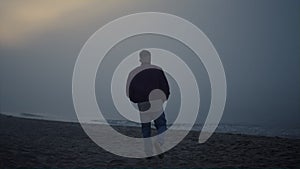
[0,114,299,168]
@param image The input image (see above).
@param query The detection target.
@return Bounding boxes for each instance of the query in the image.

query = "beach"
[0,114,299,168]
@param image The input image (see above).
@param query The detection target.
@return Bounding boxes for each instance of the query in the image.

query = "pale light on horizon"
[0,0,127,46]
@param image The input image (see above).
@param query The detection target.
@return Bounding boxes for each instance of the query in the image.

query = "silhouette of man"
[126,50,170,159]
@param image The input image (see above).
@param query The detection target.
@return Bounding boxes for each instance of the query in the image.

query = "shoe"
[146,156,153,160]
[154,141,163,154]
[158,154,164,159]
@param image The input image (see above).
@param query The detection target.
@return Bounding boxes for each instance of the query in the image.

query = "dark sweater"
[129,68,170,103]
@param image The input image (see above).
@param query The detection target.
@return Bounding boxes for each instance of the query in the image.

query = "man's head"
[139,50,151,64]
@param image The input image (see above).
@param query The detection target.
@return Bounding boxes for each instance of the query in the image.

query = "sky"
[1,0,299,129]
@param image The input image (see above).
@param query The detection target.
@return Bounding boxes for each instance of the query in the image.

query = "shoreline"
[1,112,299,140]
[0,114,299,168]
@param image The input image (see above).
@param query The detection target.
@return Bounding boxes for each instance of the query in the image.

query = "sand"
[0,114,299,168]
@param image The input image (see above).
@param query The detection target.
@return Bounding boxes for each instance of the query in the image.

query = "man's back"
[127,64,170,103]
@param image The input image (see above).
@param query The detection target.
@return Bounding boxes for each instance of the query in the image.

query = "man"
[126,50,170,159]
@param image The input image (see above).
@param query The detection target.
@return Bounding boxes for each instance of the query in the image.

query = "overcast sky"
[1,0,299,129]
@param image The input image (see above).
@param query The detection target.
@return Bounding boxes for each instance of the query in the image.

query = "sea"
[1,111,299,139]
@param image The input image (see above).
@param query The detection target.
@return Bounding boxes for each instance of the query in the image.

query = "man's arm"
[159,70,170,100]
[126,72,132,98]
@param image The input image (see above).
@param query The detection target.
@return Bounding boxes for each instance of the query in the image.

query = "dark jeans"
[141,112,167,138]
[137,101,167,138]
[138,102,167,155]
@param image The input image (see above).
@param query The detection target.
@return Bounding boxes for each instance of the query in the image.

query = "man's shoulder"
[142,64,163,71]
[130,64,162,74]
[129,66,141,76]
[149,64,162,70]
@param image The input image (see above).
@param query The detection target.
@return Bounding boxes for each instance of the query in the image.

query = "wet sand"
[0,114,299,168]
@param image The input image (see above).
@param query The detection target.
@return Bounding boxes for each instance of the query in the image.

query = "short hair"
[139,50,151,63]
[139,50,151,58]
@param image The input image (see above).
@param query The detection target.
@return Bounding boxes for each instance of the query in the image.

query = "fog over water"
[1,0,299,135]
